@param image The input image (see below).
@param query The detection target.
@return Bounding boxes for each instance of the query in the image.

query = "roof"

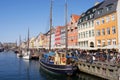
[71,14,80,23]
[94,0,118,19]
[78,2,103,24]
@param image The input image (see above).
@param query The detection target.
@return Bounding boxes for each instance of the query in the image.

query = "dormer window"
[90,14,93,19]
[106,4,113,11]
[87,11,90,14]
[98,8,103,14]
[93,8,96,12]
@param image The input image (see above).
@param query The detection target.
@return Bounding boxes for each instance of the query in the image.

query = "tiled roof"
[72,14,80,22]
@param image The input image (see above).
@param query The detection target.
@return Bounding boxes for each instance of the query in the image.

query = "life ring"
[62,57,66,63]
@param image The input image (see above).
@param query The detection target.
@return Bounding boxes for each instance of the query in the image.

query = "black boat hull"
[39,59,77,75]
[0,48,4,52]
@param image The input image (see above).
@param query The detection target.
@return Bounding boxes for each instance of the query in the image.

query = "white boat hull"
[23,55,30,60]
[22,51,31,60]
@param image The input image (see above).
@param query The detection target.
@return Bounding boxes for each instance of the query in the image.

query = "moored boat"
[39,51,77,76]
[39,0,77,76]
[23,50,31,60]
[22,28,31,60]
[0,48,4,52]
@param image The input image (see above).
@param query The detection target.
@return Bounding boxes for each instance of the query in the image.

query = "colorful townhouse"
[94,0,120,49]
[42,33,48,48]
[77,2,102,48]
[44,31,50,49]
[37,33,45,48]
[68,14,80,48]
[34,33,41,48]
[29,37,35,49]
[51,28,55,49]
[55,26,63,47]
[42,28,55,49]
[60,26,65,48]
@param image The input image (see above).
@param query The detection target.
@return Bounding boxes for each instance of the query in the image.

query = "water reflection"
[39,66,106,80]
[76,72,106,80]
[0,52,106,80]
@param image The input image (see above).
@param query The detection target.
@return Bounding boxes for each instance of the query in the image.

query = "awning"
[44,52,55,57]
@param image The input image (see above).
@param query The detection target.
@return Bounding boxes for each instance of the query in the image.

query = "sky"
[0,0,103,43]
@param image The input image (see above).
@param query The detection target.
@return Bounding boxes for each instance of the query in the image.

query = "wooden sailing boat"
[39,0,77,75]
[23,28,31,60]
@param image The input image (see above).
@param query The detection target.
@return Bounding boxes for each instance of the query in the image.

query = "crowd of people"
[39,48,120,65]
[72,49,120,65]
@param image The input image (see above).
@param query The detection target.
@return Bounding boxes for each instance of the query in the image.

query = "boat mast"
[49,0,53,51]
[65,0,68,53]
[28,28,30,51]
[19,35,21,52]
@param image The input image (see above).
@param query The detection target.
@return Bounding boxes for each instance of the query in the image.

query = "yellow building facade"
[95,12,118,47]
[94,0,120,48]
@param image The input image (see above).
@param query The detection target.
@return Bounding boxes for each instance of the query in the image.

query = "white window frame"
[107,39,111,45]
[106,16,110,22]
[111,14,115,21]
[112,39,116,45]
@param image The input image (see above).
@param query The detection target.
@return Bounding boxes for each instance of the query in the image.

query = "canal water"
[0,51,105,80]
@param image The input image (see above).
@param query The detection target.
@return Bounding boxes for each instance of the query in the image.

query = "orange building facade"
[67,14,80,48]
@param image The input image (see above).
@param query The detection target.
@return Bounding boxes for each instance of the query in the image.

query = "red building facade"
[55,26,63,47]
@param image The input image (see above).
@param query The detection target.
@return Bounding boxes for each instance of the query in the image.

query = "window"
[102,40,105,47]
[93,8,96,12]
[86,16,88,20]
[83,32,85,38]
[83,24,85,29]
[81,32,83,38]
[87,22,89,27]
[97,40,101,47]
[106,16,110,22]
[90,21,92,27]
[111,14,115,21]
[96,30,100,36]
[89,22,91,27]
[107,28,110,35]
[87,11,90,14]
[80,19,81,22]
[101,18,105,24]
[92,21,94,27]
[89,30,91,37]
[107,5,112,11]
[92,29,94,36]
[78,33,80,39]
[102,29,105,35]
[84,23,86,28]
[79,33,82,38]
[80,25,82,29]
[98,9,103,14]
[107,39,111,45]
[86,31,88,38]
[96,20,100,25]
[90,14,93,19]
[112,26,116,34]
[112,39,116,45]
[81,25,83,29]
[86,23,88,28]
